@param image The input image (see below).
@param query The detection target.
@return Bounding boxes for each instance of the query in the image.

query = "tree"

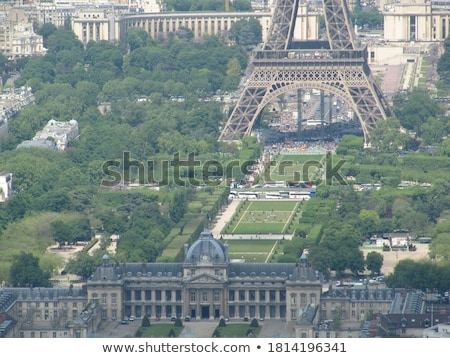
[369,117,409,152]
[64,251,99,279]
[142,314,151,327]
[9,252,51,287]
[230,19,262,46]
[437,35,450,85]
[365,251,384,275]
[174,317,183,327]
[393,89,444,137]
[125,27,149,52]
[250,318,259,327]
[51,219,72,247]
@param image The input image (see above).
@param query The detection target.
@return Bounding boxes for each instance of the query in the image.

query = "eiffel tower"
[219,0,393,147]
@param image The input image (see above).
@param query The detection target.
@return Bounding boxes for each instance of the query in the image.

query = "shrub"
[174,318,183,327]
[142,314,150,327]
[250,318,259,327]
[212,329,221,337]
[218,318,226,327]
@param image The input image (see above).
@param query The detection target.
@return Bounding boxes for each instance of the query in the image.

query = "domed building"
[86,231,324,323]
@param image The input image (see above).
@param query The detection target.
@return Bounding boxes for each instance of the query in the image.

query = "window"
[291,294,296,305]
[291,309,296,320]
[135,290,142,301]
[111,294,117,305]
[249,290,255,302]
[239,290,245,301]
[145,290,152,300]
[301,294,307,305]
[229,290,235,301]
[176,290,182,301]
[165,290,172,301]
[190,290,196,302]
[112,309,117,320]
[269,290,276,302]
[214,290,220,302]
[125,291,131,301]
[101,309,107,319]
[156,290,162,301]
[102,293,107,304]
[259,290,265,302]
[202,291,208,302]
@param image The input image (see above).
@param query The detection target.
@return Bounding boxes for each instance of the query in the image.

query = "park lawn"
[225,239,276,253]
[135,323,183,338]
[214,323,261,338]
[279,154,325,163]
[246,200,297,211]
[232,222,286,234]
[224,239,277,263]
[241,210,292,222]
[228,252,270,263]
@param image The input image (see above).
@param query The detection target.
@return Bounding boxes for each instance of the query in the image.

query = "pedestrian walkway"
[180,321,218,338]
[209,199,240,238]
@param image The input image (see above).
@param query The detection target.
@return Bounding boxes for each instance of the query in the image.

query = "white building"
[383,0,450,42]
[0,172,12,202]
[423,322,450,337]
[10,22,46,58]
[18,119,79,151]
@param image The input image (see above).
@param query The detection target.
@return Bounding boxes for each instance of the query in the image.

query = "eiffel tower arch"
[219,0,393,147]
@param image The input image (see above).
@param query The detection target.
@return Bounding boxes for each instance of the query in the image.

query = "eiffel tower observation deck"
[219,0,393,147]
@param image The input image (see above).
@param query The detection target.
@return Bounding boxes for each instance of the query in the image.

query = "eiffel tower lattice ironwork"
[219,0,393,147]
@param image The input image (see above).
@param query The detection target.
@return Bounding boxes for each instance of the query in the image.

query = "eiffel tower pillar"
[219,0,393,147]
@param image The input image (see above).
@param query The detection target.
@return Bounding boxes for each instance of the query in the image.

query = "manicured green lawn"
[228,201,299,234]
[245,200,297,211]
[223,239,278,263]
[279,154,324,163]
[233,222,286,234]
[225,239,277,252]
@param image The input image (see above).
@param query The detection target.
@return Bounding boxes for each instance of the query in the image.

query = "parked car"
[128,315,135,321]
[119,320,129,325]
[184,316,191,322]
[243,317,249,322]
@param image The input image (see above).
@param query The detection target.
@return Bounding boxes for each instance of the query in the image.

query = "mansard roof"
[184,231,228,265]
[90,262,184,281]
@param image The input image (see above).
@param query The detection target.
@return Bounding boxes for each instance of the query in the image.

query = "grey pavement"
[93,318,295,338]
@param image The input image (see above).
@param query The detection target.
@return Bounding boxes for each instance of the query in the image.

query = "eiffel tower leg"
[219,86,268,141]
